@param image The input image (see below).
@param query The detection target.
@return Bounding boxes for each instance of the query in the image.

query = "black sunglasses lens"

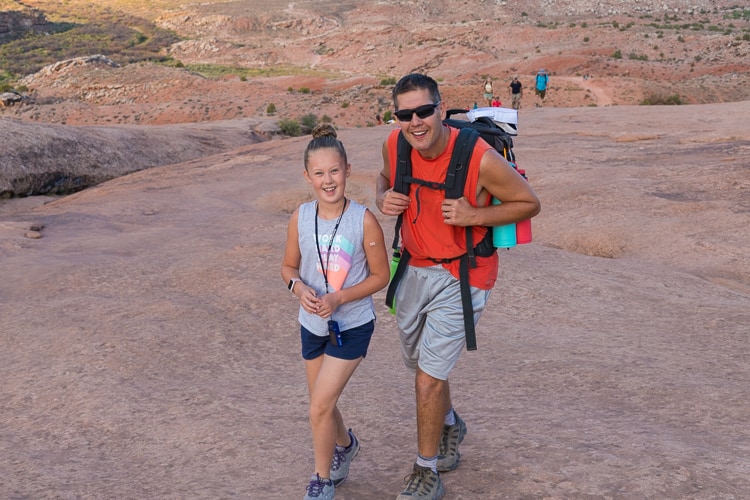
[415,104,438,119]
[395,103,438,121]
[394,110,410,121]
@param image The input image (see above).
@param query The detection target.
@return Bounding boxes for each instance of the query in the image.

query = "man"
[376,73,540,499]
[509,75,523,110]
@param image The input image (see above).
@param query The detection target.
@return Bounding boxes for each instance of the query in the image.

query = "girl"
[281,124,389,499]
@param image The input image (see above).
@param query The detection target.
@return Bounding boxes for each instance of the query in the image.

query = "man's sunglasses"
[394,101,441,122]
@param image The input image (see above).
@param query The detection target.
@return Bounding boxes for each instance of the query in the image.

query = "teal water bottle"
[492,198,517,248]
[388,250,400,315]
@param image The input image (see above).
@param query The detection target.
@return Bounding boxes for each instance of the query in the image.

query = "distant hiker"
[491,96,502,107]
[472,102,478,109]
[376,73,541,500]
[535,69,549,104]
[482,78,493,107]
[282,124,390,500]
[509,75,523,110]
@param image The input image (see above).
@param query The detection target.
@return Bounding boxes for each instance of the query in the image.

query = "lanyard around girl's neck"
[314,198,347,294]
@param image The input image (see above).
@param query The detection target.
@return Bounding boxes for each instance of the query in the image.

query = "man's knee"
[415,368,446,397]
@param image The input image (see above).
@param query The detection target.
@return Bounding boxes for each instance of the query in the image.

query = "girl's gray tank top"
[297,199,375,336]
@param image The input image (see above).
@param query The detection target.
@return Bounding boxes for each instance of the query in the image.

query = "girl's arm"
[281,208,302,288]
[281,209,319,312]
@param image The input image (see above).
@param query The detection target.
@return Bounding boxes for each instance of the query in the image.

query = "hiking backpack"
[385,108,520,351]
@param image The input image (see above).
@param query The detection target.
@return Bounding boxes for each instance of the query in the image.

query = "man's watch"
[288,278,301,294]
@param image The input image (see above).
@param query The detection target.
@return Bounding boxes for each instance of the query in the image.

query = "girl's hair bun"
[312,123,337,140]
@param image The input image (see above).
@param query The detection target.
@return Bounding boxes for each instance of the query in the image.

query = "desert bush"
[380,77,397,86]
[341,102,349,108]
[612,49,623,59]
[383,110,393,122]
[298,87,311,94]
[725,8,750,20]
[300,113,318,132]
[266,103,277,115]
[321,115,333,123]
[278,118,302,136]
[641,93,683,105]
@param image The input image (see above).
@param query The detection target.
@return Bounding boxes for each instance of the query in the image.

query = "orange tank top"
[387,126,499,289]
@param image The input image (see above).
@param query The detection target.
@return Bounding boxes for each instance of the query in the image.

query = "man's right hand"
[377,185,411,216]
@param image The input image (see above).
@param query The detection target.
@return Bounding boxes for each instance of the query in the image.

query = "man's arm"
[440,149,540,227]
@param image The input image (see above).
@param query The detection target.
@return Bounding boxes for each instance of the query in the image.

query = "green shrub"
[641,93,683,105]
[612,49,623,59]
[300,113,318,132]
[266,103,277,115]
[298,87,311,94]
[383,110,393,122]
[278,118,302,136]
[341,102,349,108]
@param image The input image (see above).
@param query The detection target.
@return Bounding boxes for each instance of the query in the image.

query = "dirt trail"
[1,103,749,499]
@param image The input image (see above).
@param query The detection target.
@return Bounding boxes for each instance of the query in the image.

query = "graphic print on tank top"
[316,233,354,292]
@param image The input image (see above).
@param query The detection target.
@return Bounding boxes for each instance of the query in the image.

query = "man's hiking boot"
[396,464,445,499]
[330,429,360,486]
[304,473,334,500]
[436,410,467,472]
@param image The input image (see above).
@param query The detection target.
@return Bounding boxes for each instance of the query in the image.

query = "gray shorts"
[394,265,490,380]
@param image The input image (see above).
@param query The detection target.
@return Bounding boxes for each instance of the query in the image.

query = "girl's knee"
[309,398,335,423]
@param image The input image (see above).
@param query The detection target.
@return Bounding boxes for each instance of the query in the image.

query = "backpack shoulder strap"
[444,128,480,199]
[391,132,412,251]
[394,132,411,195]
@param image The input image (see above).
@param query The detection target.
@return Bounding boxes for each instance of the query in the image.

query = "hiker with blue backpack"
[376,73,541,499]
[535,69,549,106]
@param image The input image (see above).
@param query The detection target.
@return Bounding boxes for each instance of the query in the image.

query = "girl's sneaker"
[330,429,360,486]
[304,474,334,500]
